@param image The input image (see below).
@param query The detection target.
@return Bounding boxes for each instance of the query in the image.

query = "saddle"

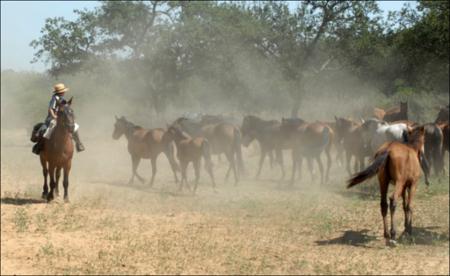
[30,122,46,143]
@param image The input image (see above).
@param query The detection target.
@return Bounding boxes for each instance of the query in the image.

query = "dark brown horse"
[370,102,408,122]
[112,116,179,186]
[347,125,426,245]
[240,115,286,179]
[37,98,75,202]
[334,117,371,175]
[173,117,244,184]
[435,105,449,124]
[165,125,216,193]
[280,118,333,186]
[423,123,444,175]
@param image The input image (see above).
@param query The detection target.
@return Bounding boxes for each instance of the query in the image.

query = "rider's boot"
[72,131,85,152]
[32,140,44,155]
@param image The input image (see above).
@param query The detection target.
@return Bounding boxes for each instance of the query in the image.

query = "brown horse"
[334,117,371,175]
[241,115,286,179]
[423,123,444,175]
[347,125,426,245]
[173,117,245,184]
[112,116,179,186]
[165,125,216,193]
[280,118,333,186]
[37,98,75,202]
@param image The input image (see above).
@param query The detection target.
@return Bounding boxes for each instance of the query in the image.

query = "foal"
[165,125,216,193]
[347,125,426,245]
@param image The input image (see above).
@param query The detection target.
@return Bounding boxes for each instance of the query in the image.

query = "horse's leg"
[40,157,48,199]
[307,158,315,182]
[134,159,146,184]
[325,147,331,183]
[128,155,137,185]
[359,153,365,172]
[276,149,285,180]
[47,164,56,202]
[206,158,216,190]
[193,159,200,194]
[405,183,417,235]
[353,153,358,174]
[401,187,408,234]
[63,161,71,203]
[297,156,303,181]
[289,149,297,186]
[256,149,266,179]
[225,163,232,182]
[164,149,179,184]
[225,151,238,185]
[378,172,390,242]
[268,150,274,169]
[55,167,61,197]
[345,150,352,176]
[389,182,404,243]
[315,155,324,185]
[149,155,157,187]
[180,160,188,192]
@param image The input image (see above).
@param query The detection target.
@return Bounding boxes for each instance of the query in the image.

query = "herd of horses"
[31,99,449,245]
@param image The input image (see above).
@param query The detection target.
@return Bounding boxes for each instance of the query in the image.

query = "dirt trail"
[1,129,449,275]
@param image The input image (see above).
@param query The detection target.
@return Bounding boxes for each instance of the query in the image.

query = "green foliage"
[24,0,450,114]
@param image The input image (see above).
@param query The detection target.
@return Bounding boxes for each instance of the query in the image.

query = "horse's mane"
[120,117,143,130]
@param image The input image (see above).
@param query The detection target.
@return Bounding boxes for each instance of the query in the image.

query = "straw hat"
[53,83,69,94]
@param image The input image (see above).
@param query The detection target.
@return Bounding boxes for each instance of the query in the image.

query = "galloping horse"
[112,116,179,186]
[240,115,286,179]
[173,117,244,184]
[165,125,216,193]
[36,97,75,202]
[334,117,371,175]
[347,125,426,245]
[280,118,333,185]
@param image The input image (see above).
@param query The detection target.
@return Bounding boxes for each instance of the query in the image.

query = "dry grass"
[1,129,449,275]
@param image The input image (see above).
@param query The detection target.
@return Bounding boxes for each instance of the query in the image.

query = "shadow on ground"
[1,197,46,205]
[399,226,449,246]
[315,229,378,248]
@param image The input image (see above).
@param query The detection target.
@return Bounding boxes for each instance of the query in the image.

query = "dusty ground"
[1,128,449,275]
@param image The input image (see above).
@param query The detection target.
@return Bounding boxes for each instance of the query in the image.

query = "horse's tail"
[233,128,246,176]
[202,139,214,171]
[347,151,389,188]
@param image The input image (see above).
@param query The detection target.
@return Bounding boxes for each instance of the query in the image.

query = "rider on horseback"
[32,83,85,154]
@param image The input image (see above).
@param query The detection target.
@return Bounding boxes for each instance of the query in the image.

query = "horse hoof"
[41,193,47,199]
[387,239,397,247]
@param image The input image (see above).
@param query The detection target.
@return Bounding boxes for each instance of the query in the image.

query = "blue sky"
[1,1,413,72]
